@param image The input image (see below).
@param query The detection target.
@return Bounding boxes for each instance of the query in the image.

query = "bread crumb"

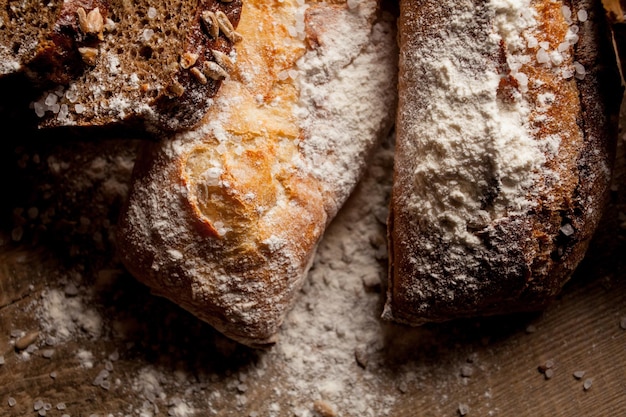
[15,331,39,350]
[313,400,337,417]
[460,364,474,378]
[525,324,537,333]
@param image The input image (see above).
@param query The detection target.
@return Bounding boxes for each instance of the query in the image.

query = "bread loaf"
[117,0,397,347]
[383,0,622,325]
[0,0,241,131]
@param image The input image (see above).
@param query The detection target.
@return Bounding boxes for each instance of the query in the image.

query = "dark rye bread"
[0,0,63,77]
[0,0,242,132]
[383,0,622,325]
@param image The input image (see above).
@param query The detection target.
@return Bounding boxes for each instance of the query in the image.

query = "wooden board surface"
[0,125,624,417]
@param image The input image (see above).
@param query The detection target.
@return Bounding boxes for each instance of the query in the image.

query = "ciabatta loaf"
[0,0,241,131]
[117,0,397,347]
[384,0,622,325]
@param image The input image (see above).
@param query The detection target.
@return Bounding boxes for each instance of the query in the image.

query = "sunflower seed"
[212,50,235,72]
[215,11,242,43]
[190,67,208,84]
[201,11,219,39]
[203,61,228,80]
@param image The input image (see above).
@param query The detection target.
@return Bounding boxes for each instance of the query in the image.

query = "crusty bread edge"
[382,0,623,325]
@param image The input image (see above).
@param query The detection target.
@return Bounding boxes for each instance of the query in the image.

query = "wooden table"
[0,123,624,417]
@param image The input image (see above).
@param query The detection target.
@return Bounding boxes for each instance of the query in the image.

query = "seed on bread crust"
[180,52,199,69]
[201,11,220,39]
[215,11,242,43]
[212,50,234,72]
[167,79,186,97]
[190,67,208,84]
[78,47,99,66]
[77,7,105,40]
[202,61,229,80]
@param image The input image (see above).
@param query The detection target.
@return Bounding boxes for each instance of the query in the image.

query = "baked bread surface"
[118,0,397,347]
[384,0,622,324]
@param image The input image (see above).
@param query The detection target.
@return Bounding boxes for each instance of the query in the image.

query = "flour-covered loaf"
[0,0,241,131]
[384,0,621,325]
[117,0,397,347]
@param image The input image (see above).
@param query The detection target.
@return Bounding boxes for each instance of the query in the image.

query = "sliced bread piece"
[0,0,241,132]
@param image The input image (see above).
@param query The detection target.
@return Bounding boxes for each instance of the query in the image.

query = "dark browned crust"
[385,0,623,325]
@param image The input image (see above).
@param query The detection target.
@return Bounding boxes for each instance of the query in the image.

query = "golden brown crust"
[119,141,326,347]
[384,0,622,324]
[117,0,397,347]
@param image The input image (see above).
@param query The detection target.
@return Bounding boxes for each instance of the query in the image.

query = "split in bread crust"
[384,0,622,325]
[117,0,397,347]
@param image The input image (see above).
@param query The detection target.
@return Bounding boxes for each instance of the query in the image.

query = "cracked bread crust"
[384,0,622,325]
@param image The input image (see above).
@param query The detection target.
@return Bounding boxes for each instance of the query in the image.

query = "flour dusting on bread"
[396,1,582,247]
[385,0,620,324]
[296,3,397,214]
[118,0,397,347]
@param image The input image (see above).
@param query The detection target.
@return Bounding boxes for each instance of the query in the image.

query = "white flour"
[269,136,396,416]
[26,129,397,417]
[38,288,103,344]
[384,0,591,323]
[397,0,549,247]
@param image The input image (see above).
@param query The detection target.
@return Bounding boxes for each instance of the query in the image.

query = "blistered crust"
[121,139,327,347]
[384,0,622,324]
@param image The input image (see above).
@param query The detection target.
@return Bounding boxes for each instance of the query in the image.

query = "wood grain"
[0,129,624,416]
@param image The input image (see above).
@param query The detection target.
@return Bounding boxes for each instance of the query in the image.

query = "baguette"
[117,0,397,347]
[383,0,622,325]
